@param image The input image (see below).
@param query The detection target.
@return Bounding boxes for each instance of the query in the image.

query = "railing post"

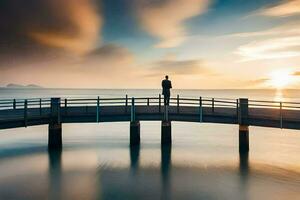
[162,97,171,145]
[96,96,100,123]
[199,97,203,122]
[131,97,135,122]
[39,99,42,116]
[159,94,161,112]
[164,105,169,122]
[130,97,140,146]
[177,95,179,113]
[13,99,16,109]
[238,98,249,153]
[147,98,150,106]
[49,98,62,149]
[24,99,27,127]
[236,99,239,119]
[64,98,67,115]
[280,102,283,129]
[212,98,215,113]
[239,98,248,125]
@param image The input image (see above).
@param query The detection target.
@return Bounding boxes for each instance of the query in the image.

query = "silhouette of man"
[162,75,172,106]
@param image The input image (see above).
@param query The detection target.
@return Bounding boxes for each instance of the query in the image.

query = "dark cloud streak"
[0,0,102,68]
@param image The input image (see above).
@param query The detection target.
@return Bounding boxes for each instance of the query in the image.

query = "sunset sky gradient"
[0,0,300,89]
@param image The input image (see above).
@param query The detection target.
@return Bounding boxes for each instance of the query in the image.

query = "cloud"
[0,44,145,88]
[135,0,210,48]
[237,36,300,61]
[80,44,136,73]
[292,71,300,76]
[259,0,300,17]
[146,56,213,77]
[233,22,300,61]
[0,0,102,55]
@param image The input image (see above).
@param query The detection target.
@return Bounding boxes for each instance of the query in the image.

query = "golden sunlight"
[267,70,293,89]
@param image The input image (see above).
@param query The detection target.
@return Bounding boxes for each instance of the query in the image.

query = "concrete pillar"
[161,121,172,145]
[239,98,249,153]
[48,98,62,149]
[49,123,62,149]
[239,125,249,153]
[130,121,140,146]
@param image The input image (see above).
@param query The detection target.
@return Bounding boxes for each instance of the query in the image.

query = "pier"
[1,95,300,152]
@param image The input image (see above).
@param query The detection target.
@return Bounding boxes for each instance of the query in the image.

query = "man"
[161,75,172,105]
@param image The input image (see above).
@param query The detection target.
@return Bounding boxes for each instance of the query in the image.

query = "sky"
[0,0,300,89]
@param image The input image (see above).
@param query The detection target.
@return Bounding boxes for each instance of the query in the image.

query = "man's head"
[165,75,169,80]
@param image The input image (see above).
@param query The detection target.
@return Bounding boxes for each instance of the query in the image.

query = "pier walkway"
[0,95,300,152]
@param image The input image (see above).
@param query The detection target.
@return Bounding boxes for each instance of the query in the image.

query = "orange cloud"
[29,0,102,55]
[260,0,300,17]
[0,0,102,56]
[233,22,300,61]
[136,0,210,48]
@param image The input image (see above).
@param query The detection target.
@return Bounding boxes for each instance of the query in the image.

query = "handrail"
[1,96,300,111]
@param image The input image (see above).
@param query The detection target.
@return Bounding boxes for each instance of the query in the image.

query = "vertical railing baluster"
[126,95,128,107]
[280,102,283,129]
[131,97,135,122]
[13,99,16,109]
[24,99,27,127]
[97,96,100,123]
[236,99,239,119]
[64,99,68,115]
[147,98,150,106]
[212,98,215,113]
[164,105,169,121]
[159,94,161,112]
[177,95,179,113]
[39,98,42,116]
[199,97,203,122]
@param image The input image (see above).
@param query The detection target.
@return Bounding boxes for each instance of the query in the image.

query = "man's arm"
[169,81,172,89]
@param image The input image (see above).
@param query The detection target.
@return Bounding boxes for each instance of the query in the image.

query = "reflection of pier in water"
[48,149,62,200]
[97,145,251,200]
[5,144,299,200]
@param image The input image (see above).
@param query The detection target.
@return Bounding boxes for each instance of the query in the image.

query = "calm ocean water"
[0,89,300,200]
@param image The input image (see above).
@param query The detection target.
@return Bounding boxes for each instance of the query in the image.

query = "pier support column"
[161,121,172,145]
[130,121,140,146]
[49,123,62,149]
[239,125,249,153]
[238,98,249,153]
[48,98,62,149]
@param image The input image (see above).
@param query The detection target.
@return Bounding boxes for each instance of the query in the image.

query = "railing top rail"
[1,96,300,108]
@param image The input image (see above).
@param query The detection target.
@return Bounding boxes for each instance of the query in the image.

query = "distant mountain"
[6,83,43,88]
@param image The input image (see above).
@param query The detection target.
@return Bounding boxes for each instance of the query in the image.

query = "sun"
[268,70,292,89]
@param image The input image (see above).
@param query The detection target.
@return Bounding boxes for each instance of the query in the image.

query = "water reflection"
[48,145,250,200]
[48,149,62,200]
[239,152,250,200]
[239,152,249,180]
[12,141,299,200]
[130,144,140,175]
[161,144,172,200]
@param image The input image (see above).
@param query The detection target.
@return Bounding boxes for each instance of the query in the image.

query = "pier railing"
[1,96,300,111]
[2,95,300,150]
